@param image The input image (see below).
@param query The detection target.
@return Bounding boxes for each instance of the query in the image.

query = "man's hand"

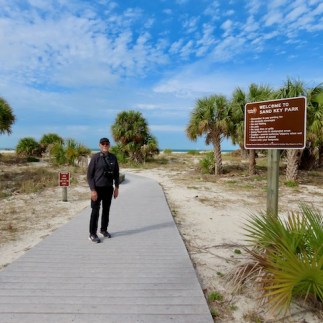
[114,187,119,199]
[91,190,98,201]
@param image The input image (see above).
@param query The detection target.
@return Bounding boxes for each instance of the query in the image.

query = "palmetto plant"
[50,139,91,166]
[230,204,323,315]
[0,97,16,135]
[306,83,323,168]
[39,133,64,154]
[16,137,41,157]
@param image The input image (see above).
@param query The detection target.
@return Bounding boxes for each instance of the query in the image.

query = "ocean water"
[89,148,234,153]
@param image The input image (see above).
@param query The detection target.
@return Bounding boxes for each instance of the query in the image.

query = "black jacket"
[87,152,119,190]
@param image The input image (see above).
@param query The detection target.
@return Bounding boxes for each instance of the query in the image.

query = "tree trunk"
[319,145,323,168]
[299,147,317,170]
[248,149,256,175]
[285,149,302,181]
[213,131,223,175]
[240,145,248,159]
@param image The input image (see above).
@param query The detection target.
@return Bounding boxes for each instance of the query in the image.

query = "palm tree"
[274,78,306,181]
[111,110,159,163]
[306,83,323,168]
[230,84,273,175]
[0,97,16,135]
[186,95,229,175]
[230,87,248,159]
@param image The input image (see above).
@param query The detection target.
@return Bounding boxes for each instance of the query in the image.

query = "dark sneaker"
[89,234,101,243]
[100,231,111,238]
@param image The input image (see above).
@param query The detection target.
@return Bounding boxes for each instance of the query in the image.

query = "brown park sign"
[244,97,307,149]
[59,172,70,187]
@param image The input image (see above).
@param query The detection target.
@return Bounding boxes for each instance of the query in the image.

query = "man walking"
[87,137,119,243]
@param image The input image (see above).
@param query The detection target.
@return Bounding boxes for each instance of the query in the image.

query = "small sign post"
[59,172,70,202]
[244,97,306,216]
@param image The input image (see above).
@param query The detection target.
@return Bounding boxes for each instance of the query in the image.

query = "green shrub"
[16,137,41,157]
[49,139,91,166]
[230,204,323,314]
[208,290,224,302]
[163,148,173,154]
[199,151,214,174]
[284,180,299,187]
[187,150,199,155]
[110,145,128,164]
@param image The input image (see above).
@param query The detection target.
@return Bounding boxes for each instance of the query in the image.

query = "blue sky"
[0,0,322,150]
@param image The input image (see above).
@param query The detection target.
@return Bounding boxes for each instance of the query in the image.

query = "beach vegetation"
[110,144,128,163]
[111,110,159,163]
[16,137,41,157]
[0,97,15,135]
[187,80,322,183]
[186,95,230,175]
[229,203,323,315]
[208,290,224,302]
[274,78,307,182]
[305,83,323,170]
[187,150,199,155]
[50,139,91,166]
[210,308,220,318]
[199,151,215,174]
[229,84,274,176]
[242,310,264,322]
[284,180,298,187]
[39,133,64,154]
[163,148,173,154]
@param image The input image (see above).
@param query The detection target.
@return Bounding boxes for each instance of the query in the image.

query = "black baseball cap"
[99,137,110,144]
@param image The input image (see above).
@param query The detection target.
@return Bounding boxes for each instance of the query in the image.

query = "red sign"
[59,172,70,187]
[244,97,306,149]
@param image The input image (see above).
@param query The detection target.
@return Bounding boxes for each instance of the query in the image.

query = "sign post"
[59,172,70,202]
[244,97,306,216]
[267,150,280,216]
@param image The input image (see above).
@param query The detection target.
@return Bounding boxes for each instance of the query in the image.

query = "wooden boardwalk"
[0,173,213,323]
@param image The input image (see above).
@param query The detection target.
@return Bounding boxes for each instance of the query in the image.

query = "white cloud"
[246,0,262,15]
[153,62,248,98]
[263,11,282,26]
[183,16,199,33]
[211,36,246,62]
[285,5,307,22]
[225,10,235,16]
[163,8,172,15]
[242,15,259,33]
[203,1,220,18]
[221,19,233,37]
[312,2,323,15]
[196,23,216,56]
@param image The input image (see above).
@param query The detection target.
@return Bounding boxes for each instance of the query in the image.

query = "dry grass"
[142,152,323,193]
[0,154,89,247]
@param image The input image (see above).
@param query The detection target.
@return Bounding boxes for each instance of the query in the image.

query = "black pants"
[89,186,114,235]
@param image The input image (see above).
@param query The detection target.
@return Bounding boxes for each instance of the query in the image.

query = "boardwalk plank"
[0,173,213,323]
